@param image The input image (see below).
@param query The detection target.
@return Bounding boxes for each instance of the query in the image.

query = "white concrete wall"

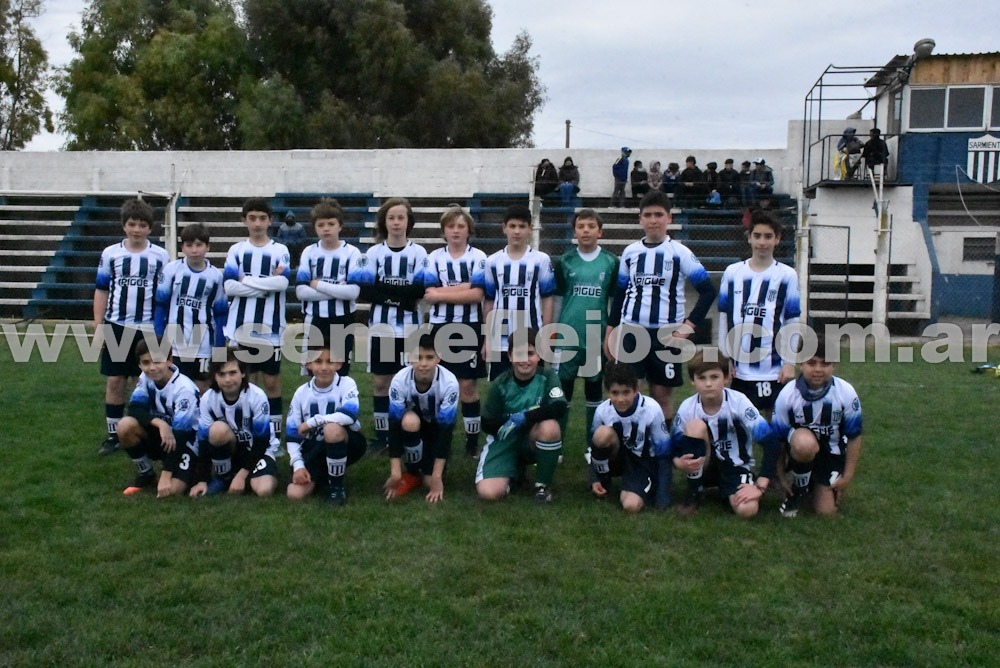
[0,145,792,199]
[932,226,1000,274]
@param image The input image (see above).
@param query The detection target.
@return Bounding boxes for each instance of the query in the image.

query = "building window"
[910,88,946,129]
[991,88,1000,129]
[962,237,994,262]
[946,87,985,129]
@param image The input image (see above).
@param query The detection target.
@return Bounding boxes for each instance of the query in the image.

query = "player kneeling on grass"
[285,346,366,507]
[671,349,778,518]
[771,336,863,518]
[588,361,672,513]
[118,339,201,497]
[384,334,459,503]
[476,328,567,503]
[195,348,280,498]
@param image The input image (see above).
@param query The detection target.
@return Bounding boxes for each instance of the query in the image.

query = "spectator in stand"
[647,161,664,193]
[534,159,559,198]
[676,155,703,208]
[749,158,774,203]
[276,210,308,266]
[861,128,889,178]
[718,158,741,206]
[739,160,754,206]
[610,147,631,207]
[558,156,581,206]
[837,128,864,180]
[703,162,720,206]
[662,162,680,196]
[630,160,650,199]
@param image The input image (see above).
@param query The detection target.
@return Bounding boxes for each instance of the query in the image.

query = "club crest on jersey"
[177,398,191,413]
[446,391,458,405]
[356,256,368,268]
[852,397,860,411]
[745,407,758,420]
[390,388,401,401]
[549,387,564,399]
[767,289,778,301]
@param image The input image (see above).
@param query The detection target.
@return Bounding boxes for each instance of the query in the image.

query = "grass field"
[2,328,999,667]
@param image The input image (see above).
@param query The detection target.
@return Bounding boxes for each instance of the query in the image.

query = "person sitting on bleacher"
[276,210,307,266]
[557,156,581,206]
[749,158,774,202]
[534,159,559,199]
[631,160,650,199]
[661,162,680,196]
[647,161,664,193]
[718,159,741,206]
[676,156,704,208]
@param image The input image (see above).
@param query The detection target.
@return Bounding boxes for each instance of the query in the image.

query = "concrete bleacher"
[2,190,797,324]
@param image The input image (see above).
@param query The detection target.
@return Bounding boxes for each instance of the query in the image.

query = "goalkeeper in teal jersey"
[475,328,568,503]
[553,209,618,443]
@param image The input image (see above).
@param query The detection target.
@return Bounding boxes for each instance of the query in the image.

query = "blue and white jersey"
[673,388,773,470]
[95,241,169,328]
[771,377,863,456]
[155,258,228,358]
[295,240,362,321]
[285,375,361,471]
[223,239,291,345]
[129,365,200,444]
[718,260,801,381]
[591,392,670,458]
[197,383,280,458]
[425,245,487,324]
[473,246,556,351]
[388,365,460,427]
[616,237,710,328]
[347,241,428,336]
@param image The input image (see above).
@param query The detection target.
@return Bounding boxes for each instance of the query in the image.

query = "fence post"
[993,231,1000,324]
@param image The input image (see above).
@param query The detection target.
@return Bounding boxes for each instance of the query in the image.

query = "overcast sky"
[24,0,1000,152]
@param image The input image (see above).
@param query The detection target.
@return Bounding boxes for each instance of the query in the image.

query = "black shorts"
[248,454,278,479]
[730,378,784,412]
[712,457,755,497]
[235,344,282,376]
[369,334,407,376]
[300,431,367,489]
[431,322,486,380]
[782,441,847,489]
[400,421,449,476]
[619,453,659,500]
[174,357,211,384]
[618,326,683,388]
[99,323,145,377]
[305,314,357,375]
[137,428,198,486]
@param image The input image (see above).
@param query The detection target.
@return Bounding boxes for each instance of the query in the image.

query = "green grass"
[2,330,999,667]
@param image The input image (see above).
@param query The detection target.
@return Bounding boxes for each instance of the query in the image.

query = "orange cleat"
[394,472,423,498]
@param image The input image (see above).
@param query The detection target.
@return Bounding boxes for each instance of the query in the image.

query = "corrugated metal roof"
[866,52,1000,88]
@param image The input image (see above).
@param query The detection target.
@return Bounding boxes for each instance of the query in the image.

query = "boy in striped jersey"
[347,197,429,452]
[116,339,201,497]
[717,210,801,416]
[94,198,170,455]
[588,361,671,513]
[474,205,556,381]
[223,198,291,442]
[154,223,228,393]
[423,206,487,457]
[553,208,618,444]
[384,335,459,503]
[607,190,716,421]
[285,346,366,507]
[671,349,778,518]
[772,336,863,518]
[195,348,280,497]
[295,198,362,374]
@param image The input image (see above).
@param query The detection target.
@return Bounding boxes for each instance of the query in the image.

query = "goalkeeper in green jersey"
[475,328,568,503]
[553,209,618,445]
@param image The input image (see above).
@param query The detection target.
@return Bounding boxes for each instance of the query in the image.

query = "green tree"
[239,0,544,148]
[57,0,251,150]
[0,0,52,150]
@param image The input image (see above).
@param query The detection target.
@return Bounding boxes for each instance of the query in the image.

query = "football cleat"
[534,483,553,504]
[779,492,803,518]
[122,472,155,496]
[98,437,121,456]
[394,473,423,498]
[677,486,702,517]
[205,476,231,496]
[327,485,347,507]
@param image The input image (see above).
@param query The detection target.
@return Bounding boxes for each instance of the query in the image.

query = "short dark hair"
[603,360,638,391]
[375,197,415,241]
[120,198,154,226]
[573,208,603,229]
[638,190,672,212]
[242,197,272,218]
[180,223,210,245]
[418,333,436,351]
[811,334,840,363]
[687,348,730,380]
[134,337,170,362]
[209,348,249,392]
[503,204,532,225]
[685,155,697,164]
[748,210,783,237]
[311,198,344,225]
[508,327,539,354]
